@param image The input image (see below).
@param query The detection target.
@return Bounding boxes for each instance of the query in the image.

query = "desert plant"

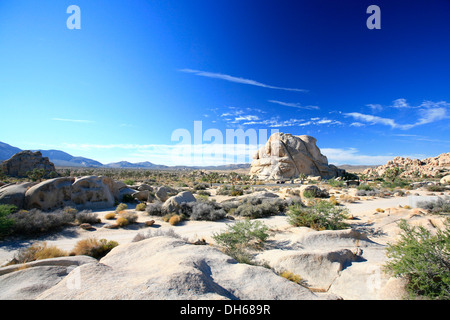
[357,184,374,191]
[327,178,345,188]
[116,216,129,227]
[71,238,118,259]
[145,201,165,216]
[0,204,17,239]
[104,212,116,220]
[426,185,447,192]
[11,242,68,264]
[115,203,128,213]
[136,203,147,211]
[417,196,450,215]
[384,219,450,300]
[75,210,100,225]
[184,201,226,221]
[287,200,349,231]
[168,214,182,226]
[279,271,306,286]
[9,208,76,236]
[213,219,269,256]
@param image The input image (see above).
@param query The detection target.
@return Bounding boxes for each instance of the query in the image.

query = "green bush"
[384,219,450,300]
[327,179,345,188]
[287,200,349,230]
[0,204,17,239]
[357,184,374,191]
[212,220,269,263]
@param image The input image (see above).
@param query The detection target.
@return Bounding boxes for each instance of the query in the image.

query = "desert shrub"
[75,210,100,224]
[287,200,349,231]
[426,185,447,192]
[132,228,187,242]
[232,197,289,219]
[230,189,244,196]
[196,190,211,196]
[71,238,119,259]
[115,203,128,213]
[279,271,306,286]
[212,220,269,263]
[0,204,17,239]
[357,184,374,191]
[384,219,450,300]
[327,178,345,188]
[145,201,165,216]
[184,201,226,221]
[193,182,208,191]
[329,195,339,206]
[9,208,76,236]
[116,211,138,227]
[136,203,147,211]
[417,196,450,215]
[169,214,182,226]
[216,185,243,196]
[104,212,116,220]
[11,242,68,264]
[116,216,129,227]
[355,189,379,197]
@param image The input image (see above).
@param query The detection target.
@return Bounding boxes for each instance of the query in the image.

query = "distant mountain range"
[0,141,251,170]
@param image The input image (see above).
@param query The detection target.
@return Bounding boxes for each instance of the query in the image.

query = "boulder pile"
[363,153,450,178]
[250,133,344,181]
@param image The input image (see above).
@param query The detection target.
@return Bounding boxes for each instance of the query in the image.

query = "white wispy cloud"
[51,118,94,124]
[242,117,342,128]
[268,100,319,110]
[179,69,308,92]
[345,99,450,130]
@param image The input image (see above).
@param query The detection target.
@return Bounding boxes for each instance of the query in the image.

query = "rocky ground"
[0,184,448,300]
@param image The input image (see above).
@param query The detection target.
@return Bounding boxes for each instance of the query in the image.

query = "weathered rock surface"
[162,191,196,213]
[0,182,36,208]
[254,228,390,299]
[35,236,319,300]
[1,151,56,178]
[24,176,117,211]
[0,256,97,300]
[364,152,450,178]
[250,133,344,180]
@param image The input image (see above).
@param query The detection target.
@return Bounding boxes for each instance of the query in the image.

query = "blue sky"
[0,0,449,166]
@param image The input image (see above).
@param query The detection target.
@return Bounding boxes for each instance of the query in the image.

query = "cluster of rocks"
[250,133,344,181]
[0,176,141,211]
[364,153,450,179]
[1,151,56,178]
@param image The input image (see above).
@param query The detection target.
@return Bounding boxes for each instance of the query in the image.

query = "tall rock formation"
[1,151,56,178]
[250,133,344,180]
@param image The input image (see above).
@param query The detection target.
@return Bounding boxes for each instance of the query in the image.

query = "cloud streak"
[344,99,449,130]
[51,118,94,124]
[179,69,308,92]
[268,100,319,110]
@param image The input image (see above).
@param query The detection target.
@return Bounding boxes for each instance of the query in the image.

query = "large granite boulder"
[0,182,36,209]
[24,176,117,211]
[162,191,196,213]
[250,133,344,180]
[1,151,56,178]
